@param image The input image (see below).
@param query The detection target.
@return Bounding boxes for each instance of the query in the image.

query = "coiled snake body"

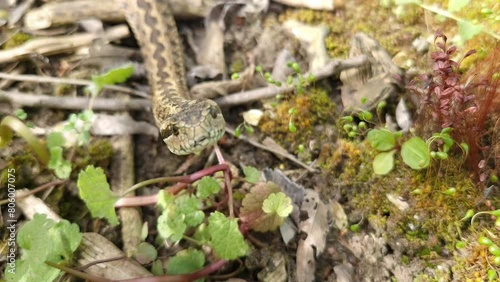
[118,0,225,155]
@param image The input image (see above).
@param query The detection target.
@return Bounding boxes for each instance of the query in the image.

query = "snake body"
[118,0,225,155]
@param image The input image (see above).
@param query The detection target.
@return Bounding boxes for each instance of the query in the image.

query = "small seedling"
[234,121,254,138]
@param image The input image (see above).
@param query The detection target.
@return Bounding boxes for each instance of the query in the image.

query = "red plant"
[460,47,500,180]
[410,30,476,130]
[409,30,500,181]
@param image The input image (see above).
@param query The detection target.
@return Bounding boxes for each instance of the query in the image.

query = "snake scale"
[117,0,225,155]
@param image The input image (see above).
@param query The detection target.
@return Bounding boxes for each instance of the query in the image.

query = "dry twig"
[0,25,129,64]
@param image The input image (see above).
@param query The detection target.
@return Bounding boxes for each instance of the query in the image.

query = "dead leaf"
[296,189,329,282]
[330,200,348,230]
[240,182,284,232]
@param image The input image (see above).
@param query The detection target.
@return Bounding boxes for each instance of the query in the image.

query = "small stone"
[242,109,264,126]
[412,37,429,54]
[392,51,415,70]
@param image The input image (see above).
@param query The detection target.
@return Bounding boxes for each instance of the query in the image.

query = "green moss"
[2,33,31,50]
[73,139,114,173]
[259,87,336,151]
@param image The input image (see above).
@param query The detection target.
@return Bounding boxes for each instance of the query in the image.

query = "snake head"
[159,99,225,155]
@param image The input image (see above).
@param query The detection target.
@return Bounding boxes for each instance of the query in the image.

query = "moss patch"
[259,87,337,151]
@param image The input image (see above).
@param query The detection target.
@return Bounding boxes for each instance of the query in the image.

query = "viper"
[117,0,226,155]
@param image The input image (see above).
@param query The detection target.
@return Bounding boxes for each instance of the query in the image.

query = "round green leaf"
[401,137,430,170]
[373,150,396,175]
[367,129,396,151]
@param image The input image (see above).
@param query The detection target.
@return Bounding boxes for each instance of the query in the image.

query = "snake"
[117,0,225,155]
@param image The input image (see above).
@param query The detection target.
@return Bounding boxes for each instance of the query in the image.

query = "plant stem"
[0,116,49,166]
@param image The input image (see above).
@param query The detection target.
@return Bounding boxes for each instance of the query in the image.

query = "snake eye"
[209,106,219,119]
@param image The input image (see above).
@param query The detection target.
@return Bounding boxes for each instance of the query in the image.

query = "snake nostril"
[171,126,179,136]
[162,125,179,137]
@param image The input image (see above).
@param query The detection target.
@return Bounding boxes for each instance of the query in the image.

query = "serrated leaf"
[401,137,430,170]
[196,176,221,198]
[166,248,205,276]
[6,214,82,282]
[77,165,119,226]
[367,129,395,151]
[373,150,396,175]
[90,64,134,95]
[448,0,469,12]
[176,194,204,227]
[457,20,482,41]
[262,192,293,218]
[157,209,186,242]
[157,190,175,211]
[208,211,248,260]
[243,166,260,184]
[239,182,283,232]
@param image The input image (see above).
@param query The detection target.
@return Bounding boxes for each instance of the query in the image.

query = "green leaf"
[193,223,210,244]
[134,242,158,265]
[196,176,221,199]
[489,209,500,217]
[367,129,396,151]
[401,137,430,170]
[208,211,248,260]
[47,132,65,148]
[488,245,500,256]
[455,241,466,249]
[63,110,94,146]
[488,269,498,282]
[357,111,373,121]
[461,209,474,220]
[372,150,396,175]
[90,64,134,96]
[262,192,293,218]
[457,20,482,41]
[77,165,119,226]
[350,224,361,232]
[243,165,260,184]
[478,236,493,246]
[6,214,82,282]
[448,0,469,13]
[157,190,175,211]
[442,187,456,195]
[166,248,205,276]
[48,146,72,179]
[151,260,164,276]
[15,109,27,120]
[175,194,204,227]
[157,208,186,242]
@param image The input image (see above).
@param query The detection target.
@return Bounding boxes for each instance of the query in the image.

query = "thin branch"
[0,90,150,111]
[0,72,149,98]
[214,55,368,107]
[0,25,130,64]
[1,56,368,111]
